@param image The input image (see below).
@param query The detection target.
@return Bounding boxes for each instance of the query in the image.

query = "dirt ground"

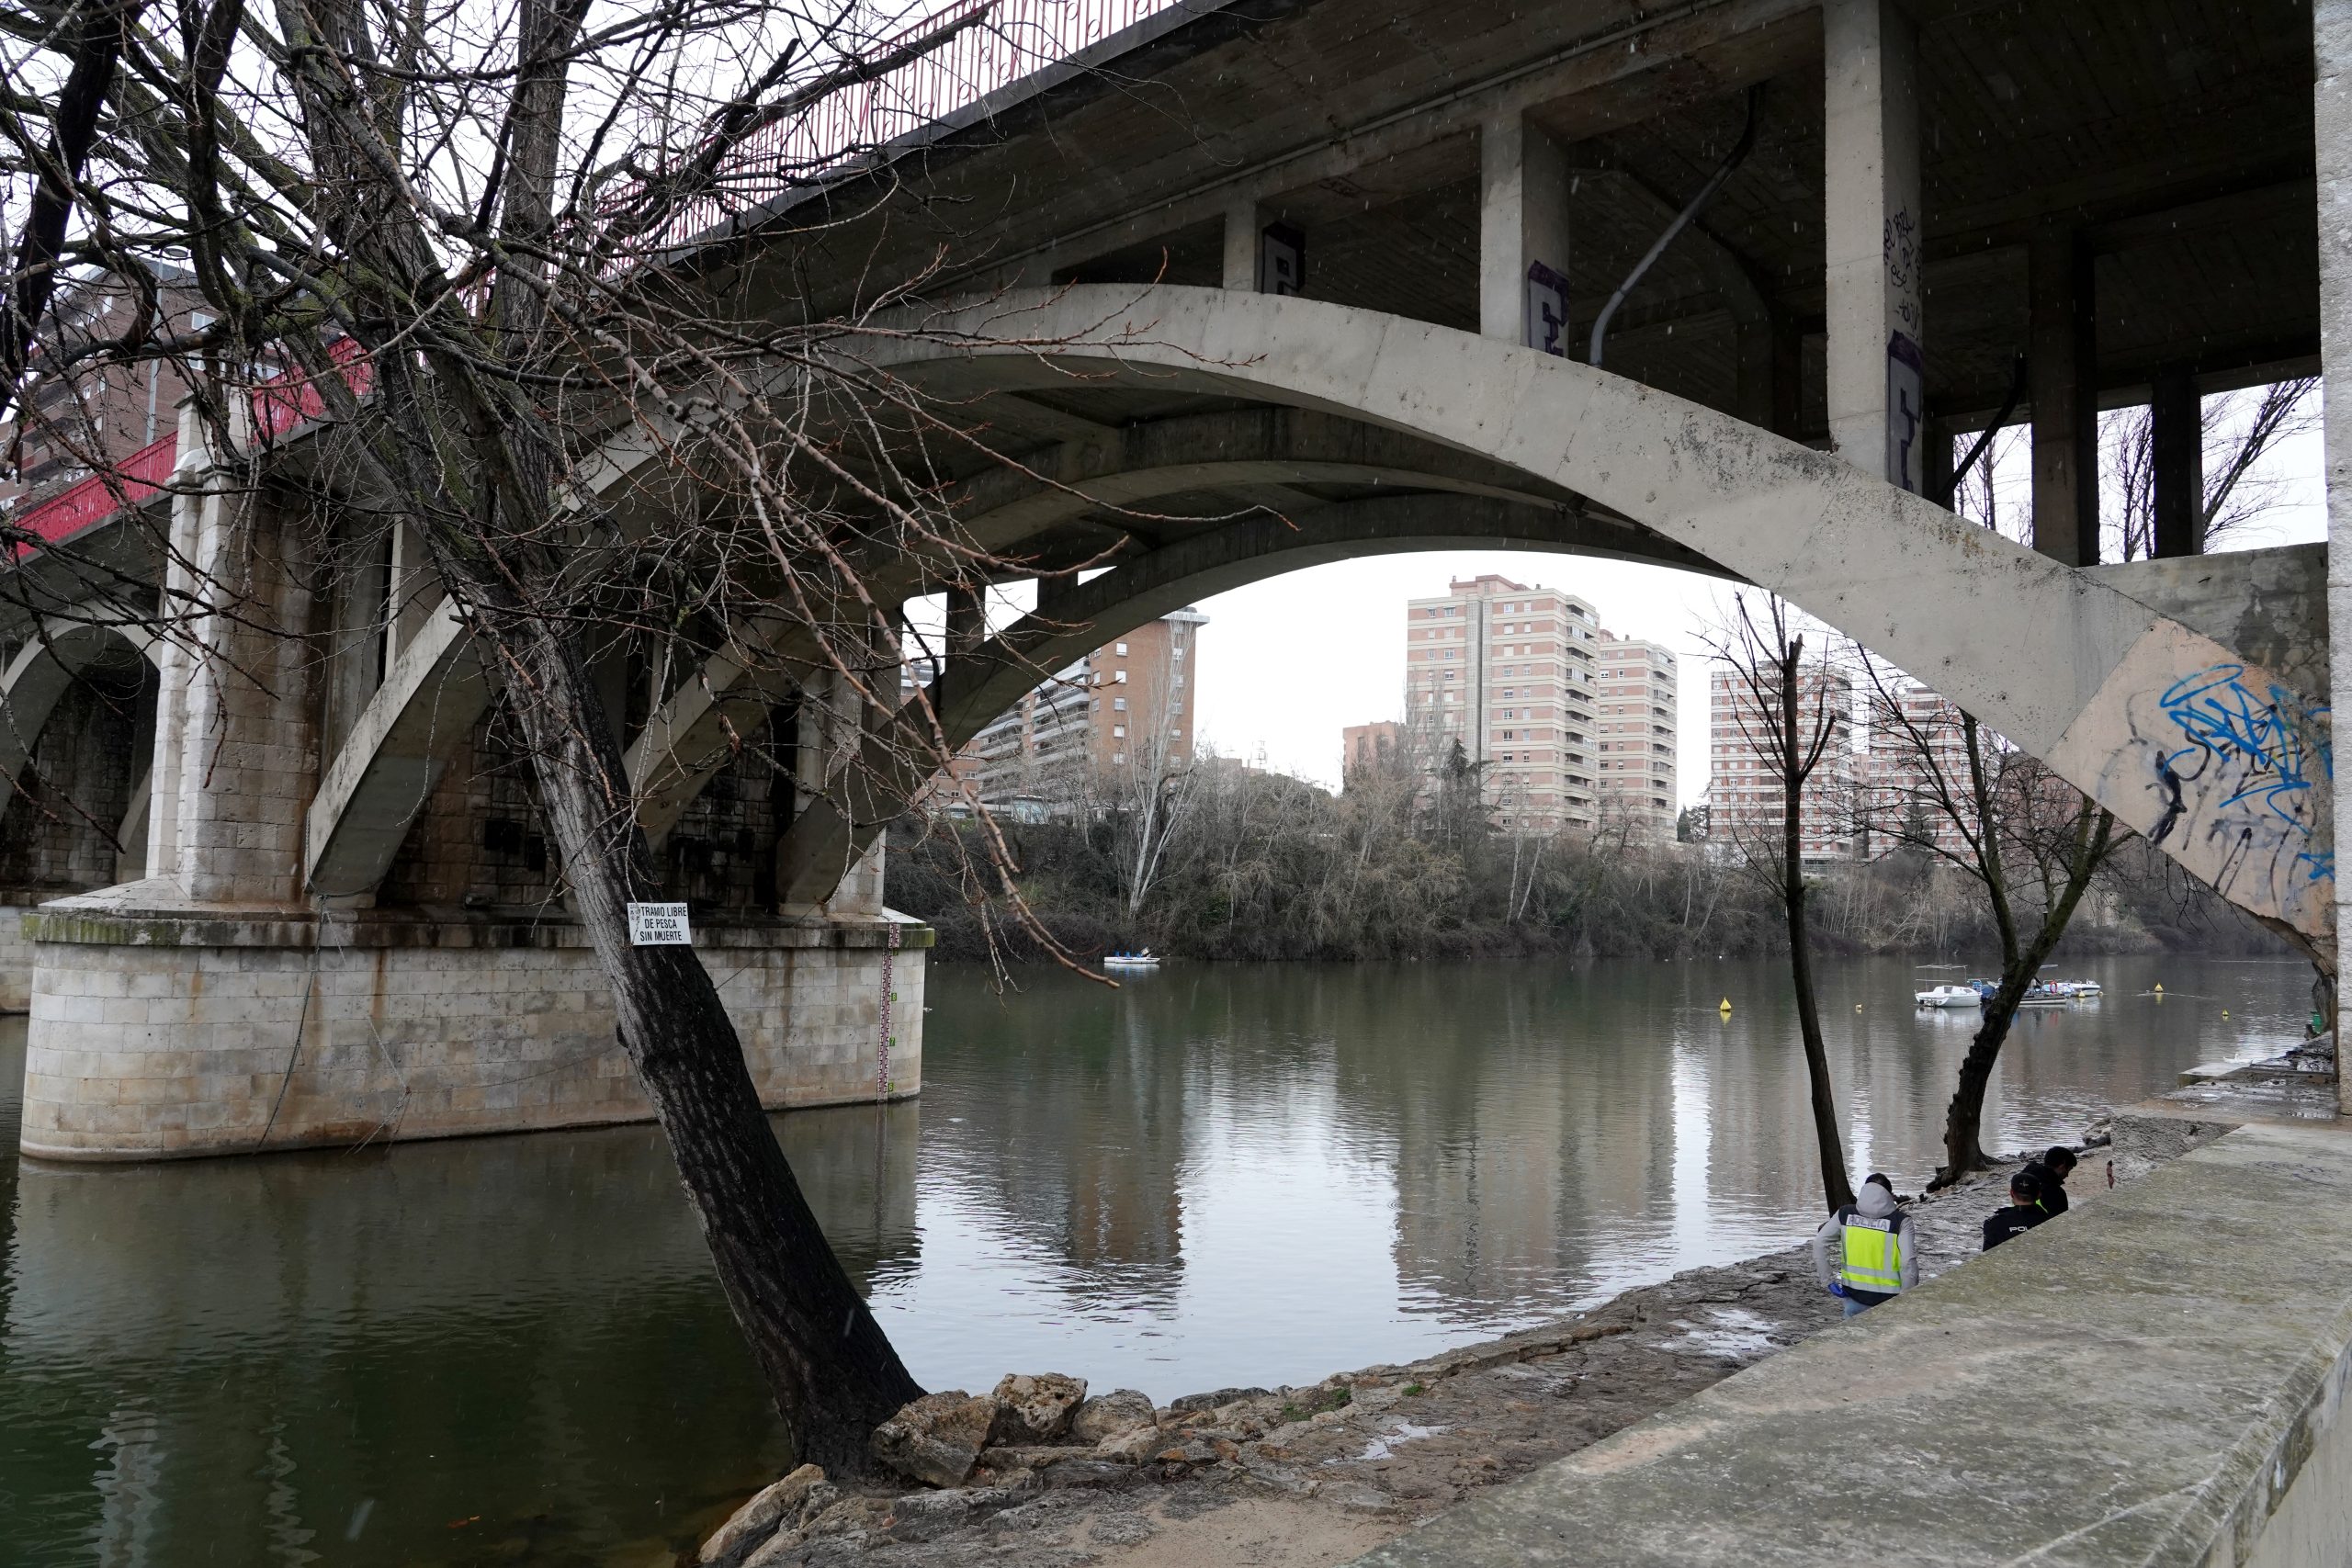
[684,1155,2103,1568]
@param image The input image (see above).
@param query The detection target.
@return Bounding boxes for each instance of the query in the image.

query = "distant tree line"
[888,752,2280,968]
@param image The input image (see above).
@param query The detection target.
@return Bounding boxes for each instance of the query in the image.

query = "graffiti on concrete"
[2143,662,2332,908]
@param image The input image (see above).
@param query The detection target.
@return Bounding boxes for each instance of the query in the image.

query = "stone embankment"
[689,1168,2029,1568]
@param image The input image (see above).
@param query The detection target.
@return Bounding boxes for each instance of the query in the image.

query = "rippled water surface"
[0,953,2312,1564]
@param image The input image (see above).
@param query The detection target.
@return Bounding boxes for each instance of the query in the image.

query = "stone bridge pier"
[6,413,924,1162]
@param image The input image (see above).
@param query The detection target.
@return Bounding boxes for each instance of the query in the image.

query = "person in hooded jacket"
[1811,1173,1920,1317]
[2022,1145,2076,1216]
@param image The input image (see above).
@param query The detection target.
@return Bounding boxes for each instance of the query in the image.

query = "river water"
[0,953,2313,1565]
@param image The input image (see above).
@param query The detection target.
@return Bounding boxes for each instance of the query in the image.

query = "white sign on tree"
[627,902,692,946]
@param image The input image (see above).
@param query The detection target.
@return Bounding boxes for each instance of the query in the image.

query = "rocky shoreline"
[687,1162,2041,1568]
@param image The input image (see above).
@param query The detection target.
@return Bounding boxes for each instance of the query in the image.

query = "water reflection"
[0,953,2311,1565]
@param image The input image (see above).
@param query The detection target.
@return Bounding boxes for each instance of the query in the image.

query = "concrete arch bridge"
[1,0,2343,1158]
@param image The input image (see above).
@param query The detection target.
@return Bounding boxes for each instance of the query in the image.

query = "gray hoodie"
[1809,1181,1921,1297]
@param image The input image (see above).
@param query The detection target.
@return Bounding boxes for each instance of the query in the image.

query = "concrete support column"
[2316,0,2352,1089]
[2030,223,2098,565]
[945,585,985,660]
[1221,195,1260,291]
[1823,0,1924,491]
[142,404,202,880]
[1478,112,1572,354]
[148,400,317,904]
[2151,367,2205,558]
[786,669,884,916]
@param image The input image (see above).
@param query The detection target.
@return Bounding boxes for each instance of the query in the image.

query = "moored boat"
[1102,950,1161,969]
[1914,984,1982,1009]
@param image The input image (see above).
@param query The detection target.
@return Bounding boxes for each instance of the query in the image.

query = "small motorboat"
[2017,981,2070,1006]
[2053,978,2103,998]
[1102,950,1161,969]
[1915,984,1982,1009]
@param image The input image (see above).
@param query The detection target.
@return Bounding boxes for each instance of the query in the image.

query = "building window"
[1115,642,1129,655]
[1113,725,1125,739]
[1114,752,1125,765]
[1114,697,1127,711]
[1114,670,1127,682]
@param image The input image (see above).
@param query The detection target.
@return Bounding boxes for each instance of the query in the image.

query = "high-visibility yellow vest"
[1837,1209,1905,1295]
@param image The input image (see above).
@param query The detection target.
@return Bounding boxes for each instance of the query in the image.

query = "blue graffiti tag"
[2151,664,2333,886]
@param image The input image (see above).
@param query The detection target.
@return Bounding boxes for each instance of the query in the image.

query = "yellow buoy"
[2154,983,2165,995]
[2222,1010,2230,1019]
[1718,998,1733,1013]
[1856,1004,1864,1012]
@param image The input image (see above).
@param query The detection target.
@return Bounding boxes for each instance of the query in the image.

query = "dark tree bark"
[494,611,922,1469]
[1775,632,1854,1213]
[0,0,145,424]
[247,0,930,1468]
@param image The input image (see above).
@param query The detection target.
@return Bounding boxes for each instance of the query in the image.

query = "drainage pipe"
[1588,86,1763,369]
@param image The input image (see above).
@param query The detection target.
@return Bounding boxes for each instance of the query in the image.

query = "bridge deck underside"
[749,0,2318,435]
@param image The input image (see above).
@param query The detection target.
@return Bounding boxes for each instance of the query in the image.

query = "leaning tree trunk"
[1936,920,2071,1186]
[1784,864,1857,1212]
[494,607,922,1472]
[1933,829,2105,1188]
[1779,651,1854,1213]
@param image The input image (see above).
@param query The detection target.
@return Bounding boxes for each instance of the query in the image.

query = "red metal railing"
[17,0,1182,546]
[657,0,1191,246]
[12,336,372,547]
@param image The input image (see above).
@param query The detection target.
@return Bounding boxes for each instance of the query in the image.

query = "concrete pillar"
[1823,0,1924,491]
[1221,195,1259,291]
[147,400,316,904]
[945,585,985,660]
[2316,0,2352,1097]
[2151,367,2205,558]
[1479,112,1572,354]
[2030,223,2098,565]
[1222,197,1305,295]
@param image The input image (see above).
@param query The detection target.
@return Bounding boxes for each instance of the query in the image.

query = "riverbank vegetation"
[889,761,2278,968]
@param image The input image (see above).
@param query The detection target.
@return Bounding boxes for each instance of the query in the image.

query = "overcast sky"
[1184,419,2329,800]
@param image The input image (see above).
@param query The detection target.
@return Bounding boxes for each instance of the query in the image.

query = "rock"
[700,1464,826,1567]
[1154,1439,1217,1466]
[1089,1512,1159,1547]
[740,1529,808,1568]
[1092,1426,1164,1462]
[871,1391,999,1488]
[1040,1456,1140,1491]
[1168,1385,1270,1415]
[802,1495,893,1540]
[1070,1388,1158,1444]
[884,1487,997,1542]
[989,1373,1088,1445]
[982,1444,1095,1470]
[793,1480,840,1528]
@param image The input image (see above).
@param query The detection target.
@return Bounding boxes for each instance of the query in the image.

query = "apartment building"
[1706,659,1857,864]
[1402,574,1600,832]
[1,267,210,519]
[956,609,1207,807]
[1862,681,1975,860]
[1340,720,1404,780]
[1594,632,1679,840]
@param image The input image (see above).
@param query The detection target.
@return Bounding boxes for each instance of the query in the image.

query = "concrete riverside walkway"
[1352,1120,2352,1568]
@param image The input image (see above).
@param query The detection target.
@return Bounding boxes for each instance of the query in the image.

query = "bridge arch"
[300,285,2329,950]
[0,618,164,882]
[768,285,2330,949]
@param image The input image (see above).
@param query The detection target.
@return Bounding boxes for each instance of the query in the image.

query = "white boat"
[1915,984,1982,1009]
[1102,950,1161,969]
[2053,979,2103,998]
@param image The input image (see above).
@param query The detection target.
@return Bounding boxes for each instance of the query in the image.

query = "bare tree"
[0,0,1153,1471]
[1857,662,2118,1185]
[2103,380,2320,561]
[1707,592,1854,1213]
